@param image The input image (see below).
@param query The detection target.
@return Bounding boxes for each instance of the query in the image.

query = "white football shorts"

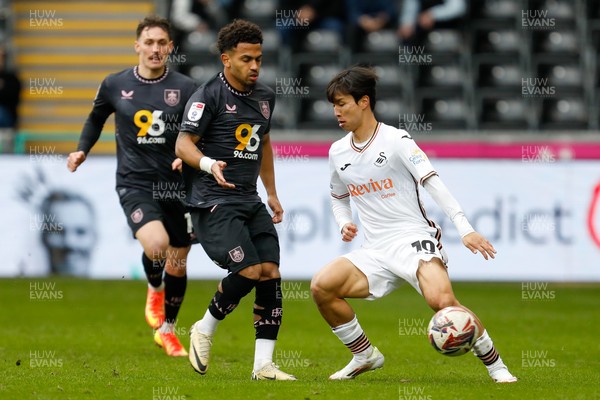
[342,234,448,300]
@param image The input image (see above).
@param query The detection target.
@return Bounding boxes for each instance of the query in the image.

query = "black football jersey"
[78,66,197,193]
[180,72,276,208]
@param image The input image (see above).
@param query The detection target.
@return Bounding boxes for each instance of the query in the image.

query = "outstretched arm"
[423,174,496,260]
[175,131,234,188]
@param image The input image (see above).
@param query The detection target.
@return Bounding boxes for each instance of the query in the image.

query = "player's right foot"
[329,347,385,380]
[154,330,188,357]
[189,324,212,375]
[145,287,165,329]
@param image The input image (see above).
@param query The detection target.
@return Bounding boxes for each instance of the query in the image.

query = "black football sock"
[207,272,257,320]
[164,272,187,325]
[142,252,163,288]
[253,278,283,340]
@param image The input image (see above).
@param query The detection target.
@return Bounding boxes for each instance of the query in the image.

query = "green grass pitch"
[2,279,598,399]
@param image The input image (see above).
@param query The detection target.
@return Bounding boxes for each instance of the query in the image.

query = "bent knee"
[239,264,262,281]
[310,274,336,303]
[427,294,460,312]
[145,240,170,260]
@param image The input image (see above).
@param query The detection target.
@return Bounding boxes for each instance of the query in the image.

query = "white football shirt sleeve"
[422,174,475,238]
[329,152,353,231]
[395,132,437,185]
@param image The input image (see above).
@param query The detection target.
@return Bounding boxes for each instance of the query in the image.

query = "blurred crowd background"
[0,0,598,154]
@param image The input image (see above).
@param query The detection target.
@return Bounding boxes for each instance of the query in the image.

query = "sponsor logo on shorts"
[228,246,245,263]
[131,208,143,224]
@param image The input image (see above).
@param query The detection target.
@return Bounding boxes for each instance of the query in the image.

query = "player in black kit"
[176,19,296,380]
[67,16,196,357]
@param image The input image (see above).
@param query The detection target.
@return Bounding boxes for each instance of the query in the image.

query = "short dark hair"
[326,66,378,111]
[217,19,263,54]
[136,15,172,40]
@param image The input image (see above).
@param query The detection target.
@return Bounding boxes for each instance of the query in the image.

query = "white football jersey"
[329,122,442,249]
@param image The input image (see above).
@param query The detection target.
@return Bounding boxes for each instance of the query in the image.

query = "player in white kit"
[310,66,517,383]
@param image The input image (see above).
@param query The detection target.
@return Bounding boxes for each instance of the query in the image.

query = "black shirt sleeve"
[180,85,215,137]
[77,78,115,154]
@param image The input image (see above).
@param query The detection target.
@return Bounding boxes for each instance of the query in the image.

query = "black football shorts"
[189,202,280,273]
[118,188,191,248]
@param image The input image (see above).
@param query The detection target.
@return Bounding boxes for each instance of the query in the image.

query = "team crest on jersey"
[121,90,134,99]
[131,208,143,224]
[164,89,180,106]
[188,102,205,121]
[374,152,388,167]
[228,246,245,263]
[259,101,270,119]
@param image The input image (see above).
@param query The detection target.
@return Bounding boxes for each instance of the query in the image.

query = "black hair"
[326,66,378,111]
[217,19,263,54]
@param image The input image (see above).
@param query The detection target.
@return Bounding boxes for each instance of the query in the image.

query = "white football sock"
[472,330,503,370]
[159,322,174,334]
[332,316,373,359]
[195,309,220,335]
[253,338,276,371]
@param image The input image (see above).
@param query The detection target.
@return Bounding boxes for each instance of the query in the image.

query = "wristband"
[199,156,216,175]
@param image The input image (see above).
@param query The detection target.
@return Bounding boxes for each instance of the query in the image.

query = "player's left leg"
[154,244,190,356]
[311,256,384,380]
[417,258,517,383]
[247,203,296,380]
[250,261,296,380]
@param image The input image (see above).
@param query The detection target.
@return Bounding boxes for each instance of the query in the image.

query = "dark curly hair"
[327,66,378,111]
[136,15,172,40]
[217,19,263,54]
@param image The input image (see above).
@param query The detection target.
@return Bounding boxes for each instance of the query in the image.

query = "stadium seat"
[375,97,406,127]
[537,61,583,89]
[419,95,470,130]
[425,29,463,54]
[478,95,530,129]
[477,62,524,88]
[271,97,296,129]
[472,0,522,19]
[302,29,343,53]
[184,30,218,54]
[532,30,580,54]
[540,97,588,129]
[300,63,340,88]
[530,0,575,20]
[242,0,276,19]
[298,98,336,130]
[363,30,398,53]
[258,63,282,87]
[474,28,521,54]
[189,63,221,83]
[261,29,281,54]
[418,61,465,89]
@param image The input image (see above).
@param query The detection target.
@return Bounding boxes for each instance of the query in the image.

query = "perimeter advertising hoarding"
[0,155,598,281]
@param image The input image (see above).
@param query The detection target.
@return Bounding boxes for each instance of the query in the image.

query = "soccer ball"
[427,306,480,356]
